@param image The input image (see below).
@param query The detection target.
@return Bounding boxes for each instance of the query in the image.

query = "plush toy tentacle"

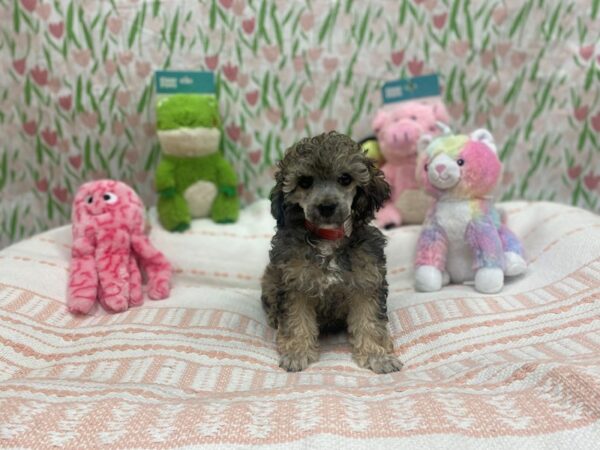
[131,234,172,300]
[67,235,98,314]
[96,229,131,313]
[128,254,144,307]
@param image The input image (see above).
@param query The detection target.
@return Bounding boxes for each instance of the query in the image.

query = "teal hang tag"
[155,71,215,95]
[381,74,441,104]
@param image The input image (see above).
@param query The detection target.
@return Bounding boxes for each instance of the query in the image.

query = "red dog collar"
[304,220,346,240]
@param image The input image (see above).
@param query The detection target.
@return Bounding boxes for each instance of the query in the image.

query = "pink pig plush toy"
[68,180,172,314]
[373,100,450,228]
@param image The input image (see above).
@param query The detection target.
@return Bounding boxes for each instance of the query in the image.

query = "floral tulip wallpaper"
[0,0,599,247]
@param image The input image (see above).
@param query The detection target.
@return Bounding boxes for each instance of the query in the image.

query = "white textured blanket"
[0,201,599,449]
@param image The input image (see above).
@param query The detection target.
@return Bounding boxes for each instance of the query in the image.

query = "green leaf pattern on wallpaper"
[0,0,599,247]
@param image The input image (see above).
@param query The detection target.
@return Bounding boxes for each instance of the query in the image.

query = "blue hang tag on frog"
[381,74,441,104]
[155,71,215,95]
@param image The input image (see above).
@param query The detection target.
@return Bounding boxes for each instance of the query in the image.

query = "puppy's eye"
[298,176,313,189]
[457,159,465,166]
[338,173,353,186]
[103,192,118,204]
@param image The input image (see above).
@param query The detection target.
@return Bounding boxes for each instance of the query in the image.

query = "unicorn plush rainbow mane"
[414,127,527,294]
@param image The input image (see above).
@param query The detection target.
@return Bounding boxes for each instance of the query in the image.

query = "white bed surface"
[0,200,599,448]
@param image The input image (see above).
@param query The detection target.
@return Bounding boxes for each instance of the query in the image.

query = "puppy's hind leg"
[347,292,403,374]
[276,291,319,372]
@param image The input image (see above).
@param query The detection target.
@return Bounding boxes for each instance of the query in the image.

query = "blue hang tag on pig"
[382,74,441,104]
[155,71,215,94]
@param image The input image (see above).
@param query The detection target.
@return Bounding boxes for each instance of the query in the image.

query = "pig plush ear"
[432,101,450,124]
[470,128,497,154]
[372,109,389,135]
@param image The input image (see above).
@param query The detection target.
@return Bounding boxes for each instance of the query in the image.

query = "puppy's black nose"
[317,203,337,218]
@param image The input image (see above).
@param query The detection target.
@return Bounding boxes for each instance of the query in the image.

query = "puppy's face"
[284,169,358,227]
[271,132,390,228]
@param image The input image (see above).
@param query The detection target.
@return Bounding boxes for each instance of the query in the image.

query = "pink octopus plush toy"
[373,100,450,228]
[68,180,172,314]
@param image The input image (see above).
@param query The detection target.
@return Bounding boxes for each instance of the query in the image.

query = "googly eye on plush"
[298,176,313,189]
[85,195,93,204]
[457,159,465,166]
[102,192,118,204]
[338,173,353,186]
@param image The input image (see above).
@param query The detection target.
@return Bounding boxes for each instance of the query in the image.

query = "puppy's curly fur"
[261,131,403,373]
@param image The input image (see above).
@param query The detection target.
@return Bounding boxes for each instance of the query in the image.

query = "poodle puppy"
[261,131,403,373]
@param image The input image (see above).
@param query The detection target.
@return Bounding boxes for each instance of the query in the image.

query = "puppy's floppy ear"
[270,165,286,228]
[352,156,391,225]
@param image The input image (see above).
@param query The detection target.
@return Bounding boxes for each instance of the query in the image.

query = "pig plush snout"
[383,120,423,151]
[371,101,450,165]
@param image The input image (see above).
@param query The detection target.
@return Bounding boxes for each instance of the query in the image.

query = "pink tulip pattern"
[0,0,599,247]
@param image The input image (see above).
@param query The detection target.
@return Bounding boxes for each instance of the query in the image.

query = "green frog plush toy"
[155,94,240,231]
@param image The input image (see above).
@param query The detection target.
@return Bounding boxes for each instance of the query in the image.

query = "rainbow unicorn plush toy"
[414,128,527,294]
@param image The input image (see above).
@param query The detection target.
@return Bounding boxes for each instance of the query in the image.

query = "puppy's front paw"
[279,351,317,372]
[357,354,403,374]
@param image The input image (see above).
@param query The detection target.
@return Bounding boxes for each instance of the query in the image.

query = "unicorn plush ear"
[417,134,433,154]
[436,121,452,135]
[470,128,497,154]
